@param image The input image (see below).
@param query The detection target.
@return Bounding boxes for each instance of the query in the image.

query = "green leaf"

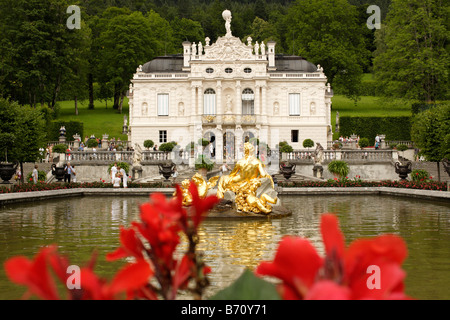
[209,269,280,300]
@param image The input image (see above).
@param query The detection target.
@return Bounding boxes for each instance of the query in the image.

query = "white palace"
[128,10,333,162]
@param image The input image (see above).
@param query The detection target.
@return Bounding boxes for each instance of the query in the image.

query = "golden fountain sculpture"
[176,143,278,215]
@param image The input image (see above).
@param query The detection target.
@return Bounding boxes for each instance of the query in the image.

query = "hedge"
[339,117,411,144]
[47,120,84,142]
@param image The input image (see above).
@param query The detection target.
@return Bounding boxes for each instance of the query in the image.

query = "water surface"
[0,194,449,300]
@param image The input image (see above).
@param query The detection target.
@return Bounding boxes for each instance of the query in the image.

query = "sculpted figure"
[133,143,143,166]
[235,179,277,215]
[313,142,324,165]
[175,173,220,206]
[217,142,274,199]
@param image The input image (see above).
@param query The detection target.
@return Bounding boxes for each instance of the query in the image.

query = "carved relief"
[203,36,254,61]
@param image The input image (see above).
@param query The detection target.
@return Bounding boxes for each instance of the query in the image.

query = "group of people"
[64,162,77,183]
[110,163,129,188]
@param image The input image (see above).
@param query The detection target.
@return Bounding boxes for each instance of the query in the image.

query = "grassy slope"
[57,98,130,140]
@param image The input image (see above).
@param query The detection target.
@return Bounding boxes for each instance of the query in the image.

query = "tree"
[0,98,46,183]
[373,0,449,103]
[97,10,160,113]
[411,103,450,181]
[0,0,87,109]
[285,0,370,102]
[303,139,314,149]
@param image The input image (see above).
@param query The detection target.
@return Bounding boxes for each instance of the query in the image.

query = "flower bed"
[278,178,448,191]
[1,177,447,194]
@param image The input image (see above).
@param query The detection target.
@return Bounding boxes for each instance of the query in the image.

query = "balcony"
[202,114,257,126]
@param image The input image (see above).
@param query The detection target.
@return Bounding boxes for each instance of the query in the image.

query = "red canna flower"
[188,181,219,228]
[4,245,65,300]
[256,214,412,300]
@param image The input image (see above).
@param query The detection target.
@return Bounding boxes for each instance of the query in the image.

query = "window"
[159,130,167,143]
[242,88,255,115]
[244,68,252,73]
[289,93,300,116]
[203,88,216,115]
[291,130,299,143]
[206,68,214,74]
[225,68,233,73]
[157,93,169,116]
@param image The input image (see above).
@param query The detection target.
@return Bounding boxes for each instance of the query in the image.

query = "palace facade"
[128,10,333,161]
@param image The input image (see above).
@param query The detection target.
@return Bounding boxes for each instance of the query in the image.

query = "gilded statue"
[235,179,277,214]
[217,142,274,199]
[175,173,220,206]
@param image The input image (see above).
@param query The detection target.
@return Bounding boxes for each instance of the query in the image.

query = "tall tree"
[373,0,449,103]
[0,0,84,109]
[96,10,162,113]
[285,0,370,102]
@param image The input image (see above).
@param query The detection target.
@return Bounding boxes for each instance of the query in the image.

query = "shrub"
[52,144,68,154]
[411,169,430,182]
[47,120,84,142]
[279,141,293,153]
[26,170,47,182]
[159,141,177,152]
[358,137,370,148]
[143,140,154,149]
[195,154,214,171]
[328,160,349,178]
[396,144,408,151]
[303,139,314,149]
[86,138,98,148]
[198,138,210,147]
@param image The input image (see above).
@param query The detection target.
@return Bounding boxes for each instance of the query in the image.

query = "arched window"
[242,88,254,115]
[203,88,216,115]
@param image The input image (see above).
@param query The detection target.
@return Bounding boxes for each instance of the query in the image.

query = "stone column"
[216,81,222,123]
[236,81,241,123]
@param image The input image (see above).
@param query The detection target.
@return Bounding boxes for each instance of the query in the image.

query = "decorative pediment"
[203,36,254,61]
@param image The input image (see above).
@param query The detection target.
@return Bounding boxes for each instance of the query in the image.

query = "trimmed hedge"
[339,117,411,144]
[47,120,84,142]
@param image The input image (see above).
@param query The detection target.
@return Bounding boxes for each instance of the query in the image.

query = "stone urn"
[52,164,65,182]
[395,161,412,181]
[158,162,176,182]
[0,162,18,184]
[279,162,296,180]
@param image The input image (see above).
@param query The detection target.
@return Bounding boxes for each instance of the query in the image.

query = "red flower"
[188,182,219,228]
[4,245,63,300]
[256,214,411,300]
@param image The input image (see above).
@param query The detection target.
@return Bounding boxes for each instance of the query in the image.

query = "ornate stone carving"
[203,36,254,61]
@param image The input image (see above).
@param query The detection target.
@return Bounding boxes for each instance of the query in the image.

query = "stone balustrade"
[283,149,397,163]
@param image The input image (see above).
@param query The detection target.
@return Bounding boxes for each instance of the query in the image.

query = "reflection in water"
[0,195,449,300]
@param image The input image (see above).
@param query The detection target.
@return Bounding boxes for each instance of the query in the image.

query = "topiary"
[87,138,98,148]
[303,139,314,149]
[143,140,154,149]
[396,144,409,151]
[358,137,369,148]
[52,144,68,154]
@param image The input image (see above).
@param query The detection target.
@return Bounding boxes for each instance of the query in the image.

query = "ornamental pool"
[0,194,449,300]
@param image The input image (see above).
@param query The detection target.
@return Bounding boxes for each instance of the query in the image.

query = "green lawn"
[57,98,130,140]
[330,95,413,139]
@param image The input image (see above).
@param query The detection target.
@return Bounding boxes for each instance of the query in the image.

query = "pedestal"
[132,166,143,180]
[313,165,324,179]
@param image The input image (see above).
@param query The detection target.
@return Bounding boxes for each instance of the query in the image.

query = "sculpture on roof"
[223,10,232,37]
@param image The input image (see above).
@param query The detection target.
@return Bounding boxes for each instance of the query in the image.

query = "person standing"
[120,166,128,188]
[375,134,381,150]
[64,162,73,183]
[111,163,118,184]
[32,165,39,184]
[71,165,77,183]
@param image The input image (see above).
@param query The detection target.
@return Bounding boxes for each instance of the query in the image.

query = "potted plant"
[328,160,349,179]
[195,155,214,176]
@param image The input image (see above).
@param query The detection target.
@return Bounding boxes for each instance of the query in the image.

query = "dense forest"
[0,0,447,112]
